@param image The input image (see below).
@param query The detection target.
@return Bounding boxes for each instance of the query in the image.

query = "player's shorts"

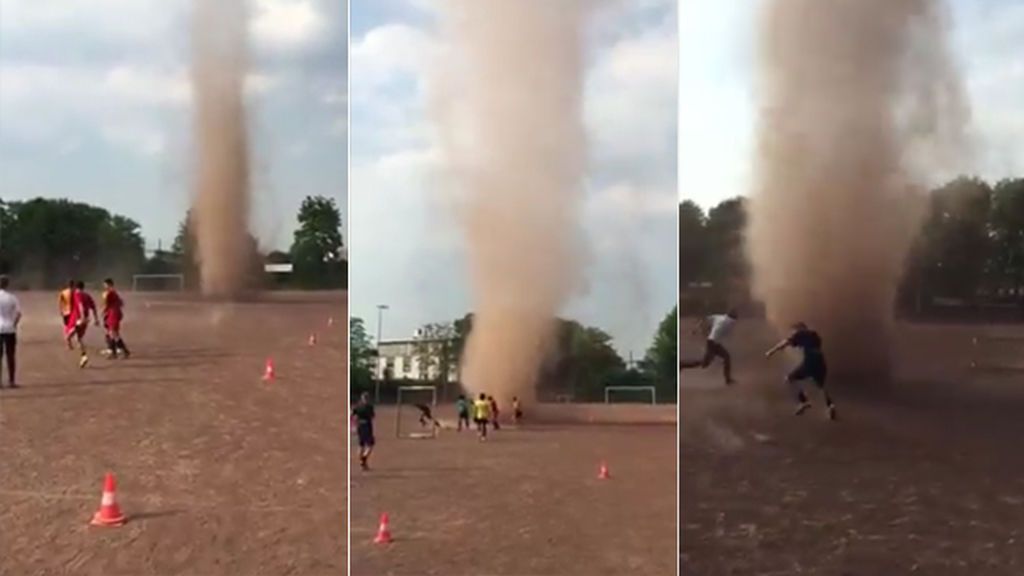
[789,358,827,385]
[104,312,123,332]
[356,424,375,447]
[62,314,71,327]
[474,417,488,425]
[457,411,470,421]
[75,323,88,338]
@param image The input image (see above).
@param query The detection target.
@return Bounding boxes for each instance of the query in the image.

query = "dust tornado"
[433,1,593,402]
[191,0,252,298]
[747,0,968,380]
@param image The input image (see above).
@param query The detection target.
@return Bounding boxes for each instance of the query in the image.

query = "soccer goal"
[396,386,439,439]
[132,274,185,292]
[604,386,657,405]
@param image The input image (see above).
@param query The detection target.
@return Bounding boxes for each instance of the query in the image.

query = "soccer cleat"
[79,355,90,369]
[794,402,811,416]
[827,405,837,421]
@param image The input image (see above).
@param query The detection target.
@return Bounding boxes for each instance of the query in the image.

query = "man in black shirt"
[766,322,836,420]
[351,392,376,470]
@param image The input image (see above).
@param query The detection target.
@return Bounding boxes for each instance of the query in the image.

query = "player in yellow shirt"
[473,393,491,441]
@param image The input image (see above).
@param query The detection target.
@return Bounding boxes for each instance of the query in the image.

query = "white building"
[376,336,459,382]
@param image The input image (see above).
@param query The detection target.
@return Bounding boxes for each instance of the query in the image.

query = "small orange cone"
[374,513,393,544]
[263,358,276,381]
[90,472,127,527]
[327,316,335,328]
[598,461,610,480]
[308,333,318,346]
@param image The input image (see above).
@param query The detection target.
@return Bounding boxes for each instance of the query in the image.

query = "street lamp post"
[375,304,389,403]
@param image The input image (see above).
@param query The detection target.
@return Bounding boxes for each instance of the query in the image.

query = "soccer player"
[351,392,376,470]
[0,276,22,389]
[102,278,130,359]
[473,393,491,441]
[414,403,440,429]
[512,396,523,424]
[63,281,89,368]
[680,308,738,385]
[455,394,471,432]
[58,279,74,342]
[765,322,837,420]
[74,281,100,343]
[489,395,501,431]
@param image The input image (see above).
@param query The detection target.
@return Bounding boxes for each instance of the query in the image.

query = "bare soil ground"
[350,405,677,576]
[0,291,347,576]
[681,319,1024,575]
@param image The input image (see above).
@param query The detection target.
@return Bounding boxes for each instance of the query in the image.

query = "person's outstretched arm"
[765,337,790,359]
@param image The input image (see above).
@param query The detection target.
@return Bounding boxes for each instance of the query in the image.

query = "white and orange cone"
[598,461,610,480]
[262,358,276,381]
[90,472,127,527]
[374,513,393,544]
[308,333,318,347]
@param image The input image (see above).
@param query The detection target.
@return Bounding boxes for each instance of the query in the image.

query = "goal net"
[396,386,439,439]
[604,386,656,405]
[132,274,185,292]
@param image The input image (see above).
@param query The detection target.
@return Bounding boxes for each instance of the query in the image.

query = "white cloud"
[250,0,327,51]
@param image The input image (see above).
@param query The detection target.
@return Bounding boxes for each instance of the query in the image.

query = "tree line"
[680,176,1024,319]
[350,306,679,404]
[0,195,346,290]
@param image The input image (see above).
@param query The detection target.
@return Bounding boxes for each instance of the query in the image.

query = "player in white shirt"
[0,276,23,389]
[681,308,737,385]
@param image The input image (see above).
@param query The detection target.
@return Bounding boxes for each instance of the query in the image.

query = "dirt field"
[681,318,1024,575]
[0,291,347,576]
[350,405,677,576]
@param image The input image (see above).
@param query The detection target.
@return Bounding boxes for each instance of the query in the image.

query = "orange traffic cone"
[598,461,610,480]
[374,513,393,544]
[308,333,318,346]
[263,358,276,381]
[327,316,335,328]
[90,472,127,527]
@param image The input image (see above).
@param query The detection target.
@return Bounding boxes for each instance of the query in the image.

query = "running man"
[414,403,440,429]
[681,308,738,385]
[765,322,836,420]
[74,281,101,347]
[102,279,130,359]
[455,394,471,432]
[63,281,89,368]
[58,280,74,340]
[489,395,501,431]
[351,392,376,470]
[0,276,22,389]
[473,393,491,441]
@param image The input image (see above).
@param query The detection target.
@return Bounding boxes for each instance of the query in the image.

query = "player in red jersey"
[102,278,130,359]
[63,282,90,368]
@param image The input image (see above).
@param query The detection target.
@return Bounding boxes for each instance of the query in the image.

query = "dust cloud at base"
[747,0,968,380]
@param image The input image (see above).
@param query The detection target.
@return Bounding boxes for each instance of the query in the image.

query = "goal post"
[132,274,185,292]
[396,385,439,439]
[604,386,656,405]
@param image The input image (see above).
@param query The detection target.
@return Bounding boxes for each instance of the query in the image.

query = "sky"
[350,0,679,359]
[0,0,347,252]
[679,0,1024,209]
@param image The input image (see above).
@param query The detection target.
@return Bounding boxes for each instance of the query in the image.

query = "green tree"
[542,320,625,401]
[679,200,708,287]
[642,305,678,403]
[0,198,144,287]
[350,317,376,398]
[290,195,344,289]
[990,178,1024,311]
[911,177,993,303]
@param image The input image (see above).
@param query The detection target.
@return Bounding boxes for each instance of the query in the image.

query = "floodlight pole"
[375,304,389,403]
